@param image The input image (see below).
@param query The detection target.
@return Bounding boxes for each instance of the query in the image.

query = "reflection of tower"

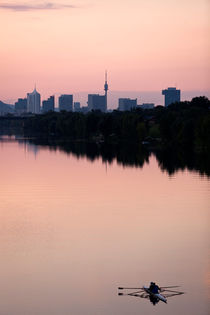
[104,70,108,111]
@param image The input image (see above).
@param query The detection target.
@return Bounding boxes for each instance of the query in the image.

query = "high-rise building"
[59,95,73,111]
[88,94,106,112]
[27,87,41,114]
[118,98,137,111]
[87,72,108,112]
[162,87,181,107]
[42,96,55,113]
[15,98,27,115]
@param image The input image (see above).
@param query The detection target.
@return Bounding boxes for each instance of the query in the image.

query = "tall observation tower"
[104,70,108,111]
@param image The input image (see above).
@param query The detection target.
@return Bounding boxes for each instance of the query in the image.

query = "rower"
[149,282,160,294]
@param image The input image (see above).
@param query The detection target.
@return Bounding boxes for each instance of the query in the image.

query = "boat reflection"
[118,286,185,306]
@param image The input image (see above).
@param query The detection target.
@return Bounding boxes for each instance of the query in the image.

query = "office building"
[42,96,55,113]
[118,98,137,111]
[87,72,108,112]
[15,98,27,115]
[162,87,181,107]
[59,94,73,111]
[27,87,41,114]
[88,94,106,112]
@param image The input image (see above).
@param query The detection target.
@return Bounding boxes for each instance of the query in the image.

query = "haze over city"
[0,0,209,104]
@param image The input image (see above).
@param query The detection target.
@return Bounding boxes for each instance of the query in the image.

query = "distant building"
[162,87,181,107]
[42,96,55,113]
[74,102,81,112]
[118,98,137,111]
[0,101,14,116]
[27,87,41,114]
[87,72,108,112]
[15,98,27,115]
[88,94,106,112]
[58,94,73,111]
[140,103,155,109]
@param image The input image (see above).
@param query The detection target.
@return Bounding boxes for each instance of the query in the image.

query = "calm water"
[0,137,209,315]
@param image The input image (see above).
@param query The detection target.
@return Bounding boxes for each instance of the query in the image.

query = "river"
[0,136,209,315]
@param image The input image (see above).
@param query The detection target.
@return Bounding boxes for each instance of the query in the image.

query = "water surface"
[0,137,209,315]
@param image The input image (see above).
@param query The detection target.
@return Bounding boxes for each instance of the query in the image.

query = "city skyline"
[0,0,209,102]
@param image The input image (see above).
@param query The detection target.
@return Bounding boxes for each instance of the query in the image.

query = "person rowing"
[149,282,160,294]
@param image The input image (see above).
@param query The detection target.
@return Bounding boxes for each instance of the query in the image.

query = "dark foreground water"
[0,137,209,315]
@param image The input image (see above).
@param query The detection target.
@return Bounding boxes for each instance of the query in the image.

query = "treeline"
[23,96,210,154]
[0,116,25,135]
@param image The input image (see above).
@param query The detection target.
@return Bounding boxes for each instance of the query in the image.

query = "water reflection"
[0,136,209,315]
[10,136,210,177]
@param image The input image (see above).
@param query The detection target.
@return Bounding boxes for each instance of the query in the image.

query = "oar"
[161,289,184,294]
[119,290,144,296]
[160,286,180,289]
[118,287,143,290]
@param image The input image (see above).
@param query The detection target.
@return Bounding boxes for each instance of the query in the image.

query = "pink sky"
[0,0,209,101]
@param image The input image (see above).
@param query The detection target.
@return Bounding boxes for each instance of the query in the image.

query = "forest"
[22,96,210,155]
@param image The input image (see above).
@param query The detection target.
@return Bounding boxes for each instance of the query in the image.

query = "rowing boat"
[118,284,184,305]
[143,286,167,303]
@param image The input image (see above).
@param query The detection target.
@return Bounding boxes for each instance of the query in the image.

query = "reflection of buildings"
[59,95,73,111]
[42,96,55,113]
[118,98,137,111]
[15,98,27,115]
[162,87,181,107]
[27,87,41,113]
[26,143,40,158]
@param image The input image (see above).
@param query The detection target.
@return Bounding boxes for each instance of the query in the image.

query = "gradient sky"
[0,0,209,101]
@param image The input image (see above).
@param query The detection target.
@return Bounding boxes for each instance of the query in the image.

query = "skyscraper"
[87,72,108,112]
[42,96,55,113]
[15,98,27,115]
[88,94,106,112]
[58,95,73,111]
[118,98,137,111]
[162,87,181,107]
[27,87,41,114]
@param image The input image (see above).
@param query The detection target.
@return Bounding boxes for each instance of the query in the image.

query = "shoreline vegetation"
[1,96,210,176]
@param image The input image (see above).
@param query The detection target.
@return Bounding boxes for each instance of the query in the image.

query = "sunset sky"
[0,0,209,102]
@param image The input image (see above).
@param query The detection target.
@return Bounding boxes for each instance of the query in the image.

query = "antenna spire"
[104,70,108,111]
[104,70,108,92]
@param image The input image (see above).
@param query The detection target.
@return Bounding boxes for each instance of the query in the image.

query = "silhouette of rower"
[149,282,160,294]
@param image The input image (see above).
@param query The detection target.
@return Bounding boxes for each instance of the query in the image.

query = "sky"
[0,0,209,102]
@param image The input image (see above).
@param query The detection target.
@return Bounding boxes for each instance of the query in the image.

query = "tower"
[162,87,181,107]
[104,70,108,111]
[27,86,41,114]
